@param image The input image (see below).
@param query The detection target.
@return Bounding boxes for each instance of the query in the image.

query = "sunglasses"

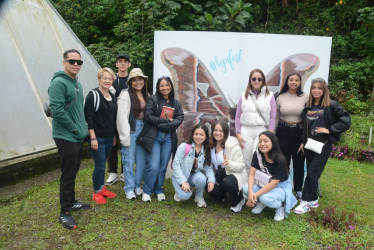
[65,59,83,66]
[251,77,263,82]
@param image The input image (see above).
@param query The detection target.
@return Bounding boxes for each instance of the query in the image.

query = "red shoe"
[92,191,106,205]
[101,186,117,198]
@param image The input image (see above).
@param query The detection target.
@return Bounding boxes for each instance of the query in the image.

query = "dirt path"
[0,159,93,199]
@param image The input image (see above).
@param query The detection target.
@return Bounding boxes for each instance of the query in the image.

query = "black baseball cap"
[116,53,130,62]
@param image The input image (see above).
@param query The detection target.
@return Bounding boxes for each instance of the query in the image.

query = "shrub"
[308,206,357,232]
[330,145,374,164]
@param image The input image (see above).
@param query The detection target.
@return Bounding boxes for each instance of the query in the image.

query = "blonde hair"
[97,67,116,82]
[306,78,331,107]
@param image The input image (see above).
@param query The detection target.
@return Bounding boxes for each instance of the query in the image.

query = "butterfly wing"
[266,53,320,92]
[161,48,234,141]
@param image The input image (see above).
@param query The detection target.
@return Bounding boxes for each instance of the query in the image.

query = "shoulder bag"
[254,150,272,187]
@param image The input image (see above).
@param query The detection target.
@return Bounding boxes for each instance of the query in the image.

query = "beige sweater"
[276,92,309,123]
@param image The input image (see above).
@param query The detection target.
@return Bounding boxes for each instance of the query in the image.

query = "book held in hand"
[160,106,174,119]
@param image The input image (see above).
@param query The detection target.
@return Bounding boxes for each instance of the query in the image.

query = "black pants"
[54,138,84,213]
[276,123,305,192]
[207,173,243,207]
[302,138,332,201]
[107,133,123,174]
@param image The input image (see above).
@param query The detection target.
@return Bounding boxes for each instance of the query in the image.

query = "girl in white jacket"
[117,68,149,200]
[207,120,248,213]
[235,69,276,172]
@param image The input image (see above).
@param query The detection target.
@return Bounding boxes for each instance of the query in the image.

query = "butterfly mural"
[161,47,320,142]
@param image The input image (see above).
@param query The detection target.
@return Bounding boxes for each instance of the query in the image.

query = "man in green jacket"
[49,49,90,230]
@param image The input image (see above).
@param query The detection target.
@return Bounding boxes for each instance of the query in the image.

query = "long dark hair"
[155,76,175,106]
[188,123,211,166]
[279,72,304,96]
[211,119,229,148]
[258,131,288,172]
[128,77,149,117]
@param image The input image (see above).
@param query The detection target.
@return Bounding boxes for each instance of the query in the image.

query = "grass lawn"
[0,158,373,249]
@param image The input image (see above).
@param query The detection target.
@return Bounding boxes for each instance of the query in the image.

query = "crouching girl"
[172,124,215,208]
[243,131,297,221]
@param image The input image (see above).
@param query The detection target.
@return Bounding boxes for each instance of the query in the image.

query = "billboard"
[154,31,332,139]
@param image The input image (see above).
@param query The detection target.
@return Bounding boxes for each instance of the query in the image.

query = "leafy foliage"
[50,0,374,112]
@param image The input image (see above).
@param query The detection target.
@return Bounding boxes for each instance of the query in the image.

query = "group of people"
[49,49,351,230]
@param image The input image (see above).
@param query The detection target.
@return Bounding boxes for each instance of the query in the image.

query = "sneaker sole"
[294,209,309,214]
[105,179,118,185]
[59,219,78,230]
[60,223,78,230]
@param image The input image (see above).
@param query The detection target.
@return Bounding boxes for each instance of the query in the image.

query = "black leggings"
[207,173,243,207]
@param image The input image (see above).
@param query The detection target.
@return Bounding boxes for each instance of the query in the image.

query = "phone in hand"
[297,149,304,157]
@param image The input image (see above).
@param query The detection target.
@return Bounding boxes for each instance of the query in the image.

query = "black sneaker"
[69,202,91,212]
[59,212,77,230]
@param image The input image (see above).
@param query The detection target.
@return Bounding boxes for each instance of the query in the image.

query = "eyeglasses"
[65,59,83,66]
[251,77,263,82]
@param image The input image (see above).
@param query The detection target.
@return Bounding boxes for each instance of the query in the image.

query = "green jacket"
[49,71,88,142]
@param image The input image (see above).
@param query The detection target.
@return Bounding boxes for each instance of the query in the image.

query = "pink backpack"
[171,143,192,169]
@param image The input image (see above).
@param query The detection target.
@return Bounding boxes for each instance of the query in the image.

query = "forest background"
[50,0,373,153]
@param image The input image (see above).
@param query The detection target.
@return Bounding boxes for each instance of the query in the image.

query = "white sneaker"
[142,193,151,202]
[194,196,207,208]
[230,198,246,213]
[120,173,125,182]
[274,206,285,221]
[135,187,143,196]
[157,193,166,201]
[294,201,310,214]
[105,173,118,185]
[174,194,181,202]
[251,202,266,214]
[309,199,319,208]
[125,191,136,200]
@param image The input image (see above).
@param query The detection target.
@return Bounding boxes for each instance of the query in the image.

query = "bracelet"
[90,138,97,141]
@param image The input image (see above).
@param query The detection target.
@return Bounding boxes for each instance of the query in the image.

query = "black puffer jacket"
[302,100,351,144]
[136,94,184,157]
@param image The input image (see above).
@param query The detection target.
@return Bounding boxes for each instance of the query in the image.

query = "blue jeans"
[173,171,207,200]
[121,120,147,193]
[143,131,172,195]
[243,183,286,209]
[90,137,114,193]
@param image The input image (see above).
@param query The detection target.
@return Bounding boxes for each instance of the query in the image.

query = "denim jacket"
[172,142,215,185]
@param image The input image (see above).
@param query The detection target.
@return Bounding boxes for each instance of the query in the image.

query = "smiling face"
[250,72,263,91]
[159,79,172,99]
[99,71,114,91]
[311,82,324,103]
[193,128,206,146]
[287,74,301,92]
[63,52,82,78]
[130,76,145,92]
[258,134,273,155]
[212,124,225,144]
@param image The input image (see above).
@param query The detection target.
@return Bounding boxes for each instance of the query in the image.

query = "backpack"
[44,91,78,117]
[171,143,192,169]
[44,82,78,117]
[90,89,101,112]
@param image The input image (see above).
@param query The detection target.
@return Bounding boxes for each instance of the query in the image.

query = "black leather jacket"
[302,100,351,144]
[136,94,184,156]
